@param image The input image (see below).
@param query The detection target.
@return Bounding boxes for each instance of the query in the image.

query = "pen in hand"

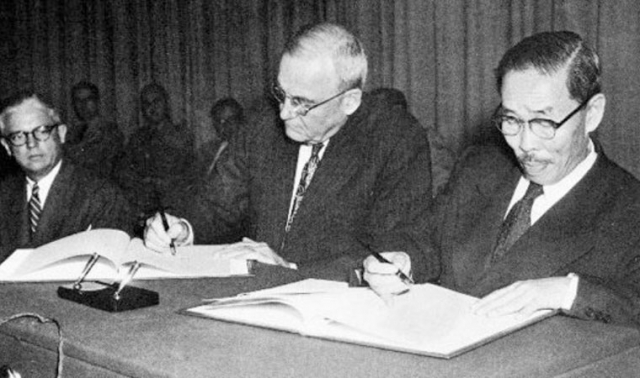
[159,209,177,255]
[371,252,414,285]
[114,261,141,300]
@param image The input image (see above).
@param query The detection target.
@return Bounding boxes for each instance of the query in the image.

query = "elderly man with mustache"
[365,31,640,328]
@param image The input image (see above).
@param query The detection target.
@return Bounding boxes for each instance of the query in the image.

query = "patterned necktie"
[285,143,324,232]
[29,183,42,236]
[491,181,544,262]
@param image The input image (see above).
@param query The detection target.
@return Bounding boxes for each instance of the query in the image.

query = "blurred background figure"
[65,81,124,179]
[115,82,197,232]
[367,87,408,111]
[199,97,245,176]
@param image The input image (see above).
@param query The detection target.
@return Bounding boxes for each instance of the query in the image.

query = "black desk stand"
[57,254,158,312]
[58,282,159,312]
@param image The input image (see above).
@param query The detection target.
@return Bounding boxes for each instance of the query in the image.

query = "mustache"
[517,154,550,166]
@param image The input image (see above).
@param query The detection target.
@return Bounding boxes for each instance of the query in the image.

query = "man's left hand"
[222,238,296,269]
[471,276,572,318]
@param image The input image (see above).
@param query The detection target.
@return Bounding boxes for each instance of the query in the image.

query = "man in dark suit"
[0,92,133,262]
[365,31,640,327]
[65,81,124,179]
[144,23,434,281]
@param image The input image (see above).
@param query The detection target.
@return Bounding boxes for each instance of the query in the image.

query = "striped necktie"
[285,143,323,232]
[491,181,544,262]
[29,183,42,236]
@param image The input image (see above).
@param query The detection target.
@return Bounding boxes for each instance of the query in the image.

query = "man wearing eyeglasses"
[144,23,434,281]
[365,31,640,327]
[0,92,133,261]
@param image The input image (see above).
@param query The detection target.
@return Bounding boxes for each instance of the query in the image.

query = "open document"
[0,229,253,282]
[183,279,556,358]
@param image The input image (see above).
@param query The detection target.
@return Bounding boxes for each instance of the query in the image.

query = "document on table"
[183,279,556,358]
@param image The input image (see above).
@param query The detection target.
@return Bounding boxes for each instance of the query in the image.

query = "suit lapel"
[33,162,74,246]
[261,130,299,249]
[288,110,362,234]
[448,162,520,290]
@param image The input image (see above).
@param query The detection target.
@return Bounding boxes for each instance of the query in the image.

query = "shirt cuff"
[177,218,195,246]
[561,273,579,310]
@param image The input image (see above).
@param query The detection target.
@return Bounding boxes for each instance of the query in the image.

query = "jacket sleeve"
[567,243,640,327]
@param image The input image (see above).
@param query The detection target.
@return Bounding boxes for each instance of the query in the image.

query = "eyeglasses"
[2,123,60,147]
[493,98,591,140]
[271,84,349,117]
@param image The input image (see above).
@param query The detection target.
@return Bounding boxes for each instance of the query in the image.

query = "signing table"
[1,266,639,377]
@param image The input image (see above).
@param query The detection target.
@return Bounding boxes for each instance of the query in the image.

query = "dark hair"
[495,31,601,103]
[71,80,100,99]
[368,87,408,110]
[140,82,169,101]
[210,97,244,120]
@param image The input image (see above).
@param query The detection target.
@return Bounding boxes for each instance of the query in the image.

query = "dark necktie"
[491,181,544,261]
[29,183,42,236]
[285,143,323,232]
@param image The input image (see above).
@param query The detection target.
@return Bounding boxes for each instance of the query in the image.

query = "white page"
[0,229,252,282]
[0,229,130,280]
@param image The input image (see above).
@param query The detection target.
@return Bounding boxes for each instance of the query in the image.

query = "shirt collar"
[26,159,63,206]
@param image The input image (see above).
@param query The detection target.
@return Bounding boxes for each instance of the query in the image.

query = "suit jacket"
[183,98,435,281]
[420,144,640,327]
[0,160,134,262]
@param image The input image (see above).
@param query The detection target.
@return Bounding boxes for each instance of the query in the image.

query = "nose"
[517,122,538,152]
[278,98,298,121]
[25,132,38,149]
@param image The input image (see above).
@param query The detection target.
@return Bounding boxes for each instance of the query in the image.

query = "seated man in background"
[64,81,124,179]
[145,23,434,281]
[198,97,245,177]
[115,82,198,225]
[365,31,640,327]
[0,92,133,262]
[366,87,408,111]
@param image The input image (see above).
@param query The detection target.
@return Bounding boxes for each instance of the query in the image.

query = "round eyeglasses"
[271,84,350,117]
[493,98,590,140]
[2,123,60,147]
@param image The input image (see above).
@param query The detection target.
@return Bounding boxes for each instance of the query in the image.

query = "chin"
[284,128,305,143]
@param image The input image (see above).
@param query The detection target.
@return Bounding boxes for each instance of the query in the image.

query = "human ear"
[585,93,606,134]
[1,138,11,156]
[57,124,68,144]
[341,88,363,116]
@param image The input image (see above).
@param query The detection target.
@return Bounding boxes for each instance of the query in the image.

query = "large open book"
[0,229,252,282]
[183,279,556,359]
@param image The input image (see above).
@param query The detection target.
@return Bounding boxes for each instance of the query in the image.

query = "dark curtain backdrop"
[1,0,639,192]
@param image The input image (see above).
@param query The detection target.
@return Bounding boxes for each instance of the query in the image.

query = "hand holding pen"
[363,251,413,300]
[371,252,414,285]
[159,209,177,255]
[144,210,188,254]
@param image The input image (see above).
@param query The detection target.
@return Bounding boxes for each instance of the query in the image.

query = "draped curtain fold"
[1,0,639,192]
